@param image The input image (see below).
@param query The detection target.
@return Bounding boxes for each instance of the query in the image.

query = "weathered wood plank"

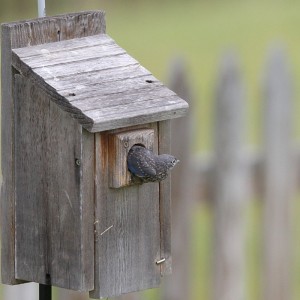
[91,124,161,299]
[47,64,148,92]
[89,100,188,133]
[14,76,94,291]
[13,34,113,58]
[8,62,188,132]
[262,47,293,300]
[81,129,95,289]
[11,32,188,134]
[57,288,88,300]
[14,75,49,283]
[1,24,21,285]
[14,39,125,69]
[47,101,93,291]
[12,51,139,81]
[59,75,159,100]
[212,53,247,300]
[108,129,155,188]
[69,85,174,111]
[85,94,183,118]
[158,120,172,275]
[6,11,105,48]
[1,11,106,285]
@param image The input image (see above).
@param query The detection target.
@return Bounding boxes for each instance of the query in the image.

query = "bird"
[127,145,179,183]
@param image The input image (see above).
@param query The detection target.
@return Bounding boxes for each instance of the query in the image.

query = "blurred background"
[1,0,300,299]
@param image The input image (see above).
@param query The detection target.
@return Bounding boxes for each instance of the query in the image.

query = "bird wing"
[127,147,157,178]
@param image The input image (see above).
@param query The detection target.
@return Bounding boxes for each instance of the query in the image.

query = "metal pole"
[38,0,46,17]
[39,284,51,300]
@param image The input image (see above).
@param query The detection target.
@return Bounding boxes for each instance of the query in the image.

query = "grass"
[1,0,300,299]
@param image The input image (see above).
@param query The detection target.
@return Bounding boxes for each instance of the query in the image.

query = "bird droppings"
[41,48,51,55]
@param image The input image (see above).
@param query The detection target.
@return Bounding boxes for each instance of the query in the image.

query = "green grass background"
[1,0,300,299]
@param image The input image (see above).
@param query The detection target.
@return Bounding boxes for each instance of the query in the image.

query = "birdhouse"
[1,11,188,298]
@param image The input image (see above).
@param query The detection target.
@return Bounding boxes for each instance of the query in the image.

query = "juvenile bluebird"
[127,145,179,183]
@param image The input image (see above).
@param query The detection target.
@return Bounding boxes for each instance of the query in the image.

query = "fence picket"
[162,57,193,300]
[212,52,247,300]
[262,47,294,300]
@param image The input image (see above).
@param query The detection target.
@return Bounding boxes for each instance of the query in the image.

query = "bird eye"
[172,158,177,164]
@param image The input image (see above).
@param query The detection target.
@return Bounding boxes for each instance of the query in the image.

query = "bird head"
[159,154,180,170]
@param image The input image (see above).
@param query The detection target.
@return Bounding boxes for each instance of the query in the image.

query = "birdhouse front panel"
[91,123,161,298]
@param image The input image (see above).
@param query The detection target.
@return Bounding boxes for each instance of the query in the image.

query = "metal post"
[39,284,51,300]
[38,0,46,17]
[39,273,51,300]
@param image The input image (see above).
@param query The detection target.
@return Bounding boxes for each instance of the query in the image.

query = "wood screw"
[156,258,166,265]
[75,158,81,166]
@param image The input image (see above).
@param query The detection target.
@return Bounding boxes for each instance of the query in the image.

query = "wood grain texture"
[91,124,161,299]
[262,47,293,300]
[14,75,49,283]
[108,129,155,188]
[14,36,124,68]
[1,24,20,285]
[46,64,148,92]
[11,34,189,133]
[81,129,95,289]
[1,11,105,285]
[4,11,105,48]
[158,120,172,275]
[14,75,94,291]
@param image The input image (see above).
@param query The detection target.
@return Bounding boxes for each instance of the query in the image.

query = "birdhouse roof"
[12,34,188,132]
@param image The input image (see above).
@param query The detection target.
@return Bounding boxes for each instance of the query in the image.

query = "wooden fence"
[2,46,297,300]
[170,46,295,300]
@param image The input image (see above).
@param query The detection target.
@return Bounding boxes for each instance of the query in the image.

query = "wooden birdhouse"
[1,11,188,298]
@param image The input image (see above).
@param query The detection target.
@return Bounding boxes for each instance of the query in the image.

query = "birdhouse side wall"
[14,75,94,291]
[1,11,106,285]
